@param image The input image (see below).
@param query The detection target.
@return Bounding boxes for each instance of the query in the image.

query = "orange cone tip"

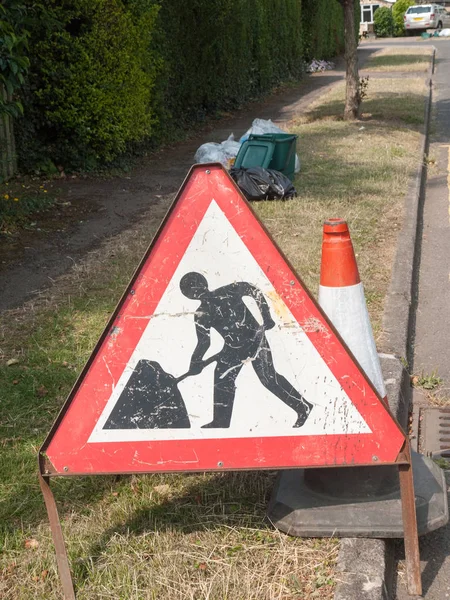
[320,218,360,287]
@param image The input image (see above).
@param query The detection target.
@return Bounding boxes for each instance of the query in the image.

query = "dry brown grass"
[1,471,338,599]
[300,77,427,126]
[256,77,426,333]
[363,46,433,72]
[419,389,450,407]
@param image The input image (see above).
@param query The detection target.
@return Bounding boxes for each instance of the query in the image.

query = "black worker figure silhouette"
[179,272,313,429]
[103,271,313,431]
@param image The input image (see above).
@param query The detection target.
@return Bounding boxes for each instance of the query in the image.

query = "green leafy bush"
[374,6,394,38]
[0,1,29,118]
[392,0,414,36]
[16,0,160,170]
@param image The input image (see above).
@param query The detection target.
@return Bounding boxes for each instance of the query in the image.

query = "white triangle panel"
[89,201,370,443]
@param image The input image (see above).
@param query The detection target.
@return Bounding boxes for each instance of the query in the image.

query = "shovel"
[103,355,218,430]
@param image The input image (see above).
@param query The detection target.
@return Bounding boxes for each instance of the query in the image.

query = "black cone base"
[267,451,448,538]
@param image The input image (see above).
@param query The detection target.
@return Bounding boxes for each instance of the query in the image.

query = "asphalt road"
[361,37,450,600]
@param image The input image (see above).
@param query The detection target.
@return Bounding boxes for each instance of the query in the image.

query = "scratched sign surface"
[42,164,405,475]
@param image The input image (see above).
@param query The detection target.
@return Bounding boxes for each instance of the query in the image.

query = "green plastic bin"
[234,133,297,181]
[234,139,275,170]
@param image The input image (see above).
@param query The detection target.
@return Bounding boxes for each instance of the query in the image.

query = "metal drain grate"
[421,407,450,459]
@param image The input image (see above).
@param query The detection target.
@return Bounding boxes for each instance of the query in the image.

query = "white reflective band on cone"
[318,282,386,398]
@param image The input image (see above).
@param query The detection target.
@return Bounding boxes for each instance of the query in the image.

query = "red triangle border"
[41,164,405,475]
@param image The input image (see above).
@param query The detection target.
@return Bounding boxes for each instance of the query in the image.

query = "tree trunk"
[342,0,360,120]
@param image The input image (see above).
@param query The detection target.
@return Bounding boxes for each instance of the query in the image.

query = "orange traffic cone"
[269,217,448,540]
[318,218,386,399]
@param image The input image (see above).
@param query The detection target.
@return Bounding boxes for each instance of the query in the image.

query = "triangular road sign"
[41,164,405,475]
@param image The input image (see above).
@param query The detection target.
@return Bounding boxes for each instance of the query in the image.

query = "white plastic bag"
[306,59,335,73]
[239,118,300,173]
[194,134,241,167]
[439,28,450,37]
[221,135,241,161]
[239,118,283,143]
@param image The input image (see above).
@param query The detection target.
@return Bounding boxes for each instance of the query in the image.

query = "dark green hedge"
[155,0,304,129]
[13,0,348,171]
[301,0,345,61]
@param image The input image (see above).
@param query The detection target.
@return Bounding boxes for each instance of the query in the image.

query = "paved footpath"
[401,37,450,600]
[363,38,450,600]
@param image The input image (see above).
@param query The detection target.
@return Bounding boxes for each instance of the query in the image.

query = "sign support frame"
[37,163,422,597]
[399,440,422,596]
[38,446,421,598]
[38,467,76,600]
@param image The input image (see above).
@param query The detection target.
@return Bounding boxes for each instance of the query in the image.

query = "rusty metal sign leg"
[39,472,76,600]
[398,440,422,597]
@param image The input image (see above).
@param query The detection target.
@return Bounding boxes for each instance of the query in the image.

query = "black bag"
[230,166,296,201]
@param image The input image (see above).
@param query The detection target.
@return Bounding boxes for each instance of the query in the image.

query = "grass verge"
[0,73,428,599]
[260,76,427,327]
[363,46,433,72]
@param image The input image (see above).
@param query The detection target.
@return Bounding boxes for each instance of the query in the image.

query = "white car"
[404,4,450,33]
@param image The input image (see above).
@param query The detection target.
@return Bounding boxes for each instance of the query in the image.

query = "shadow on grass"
[73,470,277,582]
[366,54,431,69]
